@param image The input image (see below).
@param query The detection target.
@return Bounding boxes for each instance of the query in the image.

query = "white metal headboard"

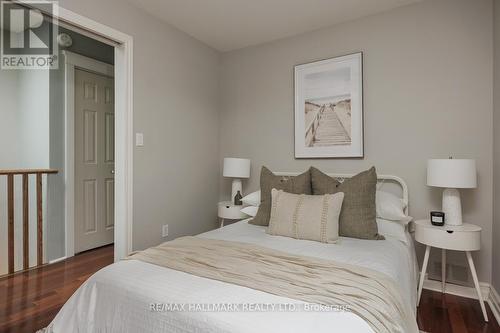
[274,172,409,215]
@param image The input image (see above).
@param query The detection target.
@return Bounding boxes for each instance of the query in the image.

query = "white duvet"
[48,220,418,333]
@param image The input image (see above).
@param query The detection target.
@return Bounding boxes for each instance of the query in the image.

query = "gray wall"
[0,71,20,168]
[57,0,221,251]
[0,70,20,274]
[493,0,500,292]
[219,0,494,283]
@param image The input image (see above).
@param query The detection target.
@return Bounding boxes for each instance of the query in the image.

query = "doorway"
[74,68,115,253]
[19,2,134,262]
[0,4,130,274]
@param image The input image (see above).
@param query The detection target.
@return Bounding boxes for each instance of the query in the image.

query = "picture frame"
[294,52,363,158]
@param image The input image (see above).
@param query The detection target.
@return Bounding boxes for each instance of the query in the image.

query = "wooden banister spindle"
[0,169,57,274]
[36,173,43,266]
[22,174,29,270]
[7,174,14,274]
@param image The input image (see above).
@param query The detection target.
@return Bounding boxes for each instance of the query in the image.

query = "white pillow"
[376,190,412,224]
[376,218,408,244]
[240,206,259,217]
[241,190,261,207]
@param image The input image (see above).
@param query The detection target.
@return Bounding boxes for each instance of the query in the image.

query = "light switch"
[135,133,144,147]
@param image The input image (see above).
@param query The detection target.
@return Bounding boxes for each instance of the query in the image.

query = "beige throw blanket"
[127,237,418,333]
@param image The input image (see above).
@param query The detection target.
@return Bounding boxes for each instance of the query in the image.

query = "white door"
[74,68,115,253]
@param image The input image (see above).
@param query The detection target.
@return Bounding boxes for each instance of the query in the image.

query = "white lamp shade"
[427,159,477,188]
[223,158,251,178]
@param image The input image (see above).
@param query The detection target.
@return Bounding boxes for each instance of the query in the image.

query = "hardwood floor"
[0,244,498,333]
[0,245,113,333]
[418,289,500,333]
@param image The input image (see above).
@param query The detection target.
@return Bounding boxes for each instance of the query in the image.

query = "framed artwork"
[294,52,363,158]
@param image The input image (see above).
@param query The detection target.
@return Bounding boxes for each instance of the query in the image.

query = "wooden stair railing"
[0,169,58,274]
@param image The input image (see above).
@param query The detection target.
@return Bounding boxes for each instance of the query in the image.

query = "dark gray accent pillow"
[250,166,312,226]
[310,166,384,240]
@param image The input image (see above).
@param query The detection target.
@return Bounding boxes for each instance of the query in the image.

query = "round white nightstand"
[414,219,487,322]
[218,201,248,228]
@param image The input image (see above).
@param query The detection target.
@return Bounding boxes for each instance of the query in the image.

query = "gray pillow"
[250,166,311,226]
[310,166,384,240]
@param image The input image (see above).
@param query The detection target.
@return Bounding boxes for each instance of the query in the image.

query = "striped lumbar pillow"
[267,189,344,243]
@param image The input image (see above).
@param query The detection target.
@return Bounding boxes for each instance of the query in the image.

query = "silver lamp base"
[442,188,462,226]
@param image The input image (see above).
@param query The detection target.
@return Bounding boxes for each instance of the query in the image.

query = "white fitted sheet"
[48,220,418,333]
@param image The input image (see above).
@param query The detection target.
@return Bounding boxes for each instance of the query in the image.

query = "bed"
[46,173,418,333]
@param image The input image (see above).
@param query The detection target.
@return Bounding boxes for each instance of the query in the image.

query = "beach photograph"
[295,53,363,158]
[303,67,352,148]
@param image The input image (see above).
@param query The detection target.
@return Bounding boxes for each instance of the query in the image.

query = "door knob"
[111,170,115,174]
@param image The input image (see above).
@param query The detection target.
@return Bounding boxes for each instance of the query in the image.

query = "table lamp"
[427,158,477,226]
[223,158,251,203]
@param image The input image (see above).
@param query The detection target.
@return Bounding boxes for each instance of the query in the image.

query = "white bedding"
[48,220,418,333]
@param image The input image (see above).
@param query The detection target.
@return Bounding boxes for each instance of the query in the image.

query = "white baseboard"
[48,256,67,264]
[423,279,500,325]
[489,285,500,325]
[423,278,490,300]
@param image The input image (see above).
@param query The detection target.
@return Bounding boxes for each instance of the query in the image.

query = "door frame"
[55,7,133,261]
[64,51,115,258]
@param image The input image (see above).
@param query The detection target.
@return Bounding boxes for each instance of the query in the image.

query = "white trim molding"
[114,37,135,259]
[63,51,114,259]
[64,51,114,76]
[423,278,490,300]
[423,279,500,325]
[53,6,134,261]
[48,256,67,265]
[490,285,500,325]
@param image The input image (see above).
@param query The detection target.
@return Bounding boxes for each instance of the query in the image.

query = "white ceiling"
[127,0,420,52]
